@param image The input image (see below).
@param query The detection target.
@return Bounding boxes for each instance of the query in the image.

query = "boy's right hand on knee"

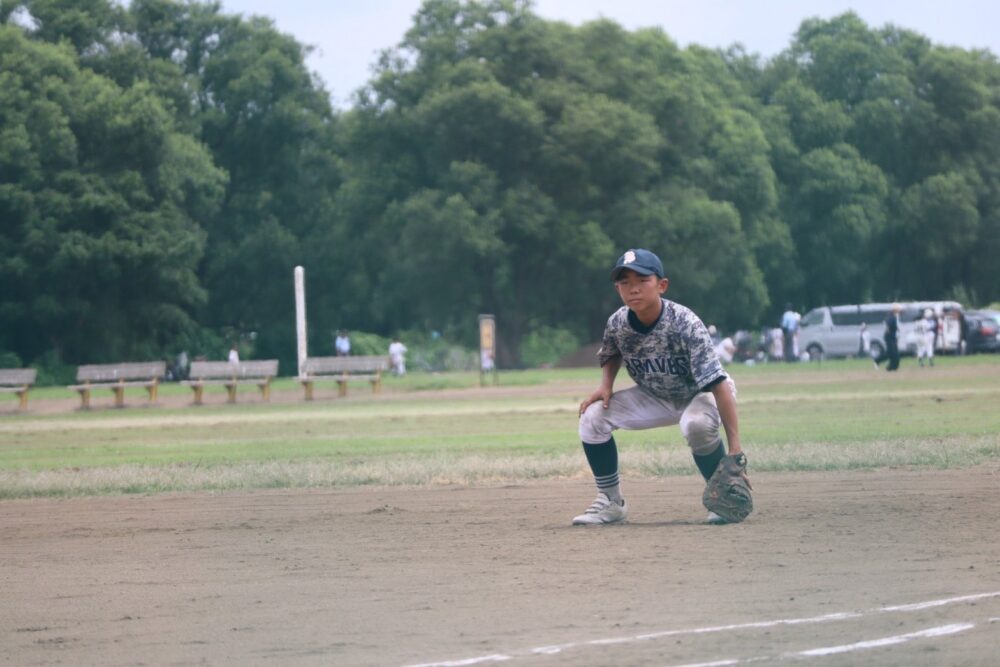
[579,387,612,416]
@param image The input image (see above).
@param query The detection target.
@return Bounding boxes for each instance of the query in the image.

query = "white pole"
[294,266,307,378]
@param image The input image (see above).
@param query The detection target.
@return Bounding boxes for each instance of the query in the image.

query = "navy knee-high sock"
[693,441,725,481]
[582,438,621,501]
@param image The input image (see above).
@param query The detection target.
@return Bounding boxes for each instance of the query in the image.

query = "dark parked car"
[964,310,1000,353]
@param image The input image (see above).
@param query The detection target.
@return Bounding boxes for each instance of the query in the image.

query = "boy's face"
[614,269,669,313]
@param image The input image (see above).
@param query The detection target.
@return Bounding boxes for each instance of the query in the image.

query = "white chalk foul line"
[796,622,975,657]
[406,656,511,667]
[527,612,864,658]
[403,590,1000,667]
[882,590,999,612]
[674,622,976,666]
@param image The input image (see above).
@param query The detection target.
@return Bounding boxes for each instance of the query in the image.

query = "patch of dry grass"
[2,434,996,498]
[2,357,999,498]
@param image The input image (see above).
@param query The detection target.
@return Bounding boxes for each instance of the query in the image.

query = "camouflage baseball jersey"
[597,298,726,406]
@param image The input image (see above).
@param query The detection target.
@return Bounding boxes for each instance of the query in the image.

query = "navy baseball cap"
[611,248,664,280]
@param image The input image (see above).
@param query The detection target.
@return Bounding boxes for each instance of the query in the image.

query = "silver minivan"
[798,301,964,359]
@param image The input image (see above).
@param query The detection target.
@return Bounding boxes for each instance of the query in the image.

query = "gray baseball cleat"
[572,493,628,525]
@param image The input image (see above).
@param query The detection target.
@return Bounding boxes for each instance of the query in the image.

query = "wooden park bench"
[182,359,279,405]
[299,356,389,399]
[69,362,166,409]
[0,368,37,411]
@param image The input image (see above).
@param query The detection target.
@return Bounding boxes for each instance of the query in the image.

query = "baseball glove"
[702,452,753,523]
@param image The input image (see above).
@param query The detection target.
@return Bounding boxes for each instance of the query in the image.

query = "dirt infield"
[2,467,999,666]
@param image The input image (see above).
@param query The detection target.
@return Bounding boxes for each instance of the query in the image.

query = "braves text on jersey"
[597,298,726,406]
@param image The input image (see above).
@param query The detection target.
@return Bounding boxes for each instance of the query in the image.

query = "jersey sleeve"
[596,310,624,367]
[684,312,726,390]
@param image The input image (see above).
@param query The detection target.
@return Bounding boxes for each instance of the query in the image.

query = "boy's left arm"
[711,379,742,455]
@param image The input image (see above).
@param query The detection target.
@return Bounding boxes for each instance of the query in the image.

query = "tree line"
[2,0,999,372]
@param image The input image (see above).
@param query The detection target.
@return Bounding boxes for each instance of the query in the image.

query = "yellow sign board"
[478,315,497,381]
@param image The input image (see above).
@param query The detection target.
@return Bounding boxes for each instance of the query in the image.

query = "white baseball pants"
[579,382,734,455]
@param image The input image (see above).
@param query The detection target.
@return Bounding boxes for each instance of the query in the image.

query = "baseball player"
[388,337,408,375]
[573,248,745,525]
[916,309,935,367]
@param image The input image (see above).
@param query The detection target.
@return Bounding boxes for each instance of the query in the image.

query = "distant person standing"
[781,303,801,362]
[858,323,871,360]
[174,350,190,381]
[335,330,351,356]
[388,337,408,376]
[958,309,969,355]
[714,335,736,364]
[768,327,784,361]
[875,303,903,371]
[916,309,936,367]
[228,344,240,365]
[924,307,939,353]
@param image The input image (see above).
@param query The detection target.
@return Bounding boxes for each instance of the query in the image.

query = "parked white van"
[798,301,964,360]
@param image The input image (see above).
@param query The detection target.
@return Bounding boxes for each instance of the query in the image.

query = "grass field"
[1,355,998,499]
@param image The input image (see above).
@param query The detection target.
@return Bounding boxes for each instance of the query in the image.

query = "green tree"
[611,187,767,330]
[0,25,223,362]
[70,1,344,365]
[786,144,888,306]
[344,1,775,359]
[773,13,1000,305]
[897,172,980,295]
[12,0,121,53]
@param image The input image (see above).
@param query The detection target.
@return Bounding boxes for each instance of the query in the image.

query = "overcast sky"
[217,0,1000,108]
